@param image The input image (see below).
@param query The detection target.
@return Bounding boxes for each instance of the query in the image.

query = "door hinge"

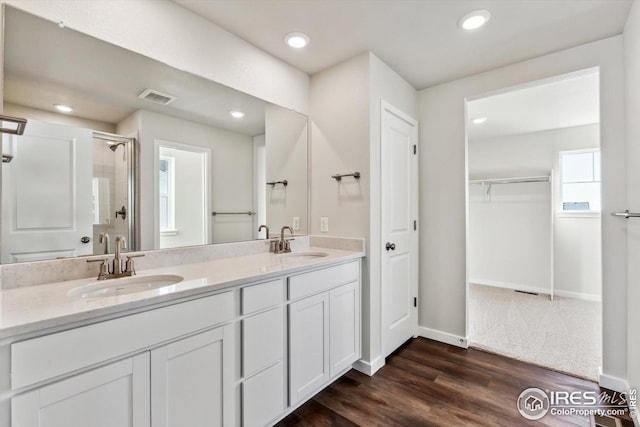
[413,220,417,231]
[413,145,417,155]
[413,297,417,307]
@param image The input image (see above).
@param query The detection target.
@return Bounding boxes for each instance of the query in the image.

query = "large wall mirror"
[1,6,308,263]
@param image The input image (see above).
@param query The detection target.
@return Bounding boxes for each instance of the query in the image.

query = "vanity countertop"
[0,247,364,338]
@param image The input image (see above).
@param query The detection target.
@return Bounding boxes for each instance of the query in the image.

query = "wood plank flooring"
[276,338,633,427]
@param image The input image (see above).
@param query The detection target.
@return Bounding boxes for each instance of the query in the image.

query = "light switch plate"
[292,216,300,231]
[320,217,329,233]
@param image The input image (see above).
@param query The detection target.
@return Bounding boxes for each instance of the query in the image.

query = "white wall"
[310,52,417,372]
[469,182,552,294]
[253,134,266,238]
[118,110,254,249]
[1,0,309,114]
[418,36,627,381]
[265,104,308,234]
[469,125,602,299]
[624,0,640,400]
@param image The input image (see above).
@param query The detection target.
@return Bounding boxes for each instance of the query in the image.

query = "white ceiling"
[4,7,267,136]
[467,68,600,140]
[172,0,632,89]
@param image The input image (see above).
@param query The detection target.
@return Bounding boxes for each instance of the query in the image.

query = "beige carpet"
[469,283,602,381]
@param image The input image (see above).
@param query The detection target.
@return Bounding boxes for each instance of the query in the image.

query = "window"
[560,149,600,212]
[159,156,175,231]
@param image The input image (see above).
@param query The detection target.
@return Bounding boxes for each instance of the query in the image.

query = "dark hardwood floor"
[276,338,633,427]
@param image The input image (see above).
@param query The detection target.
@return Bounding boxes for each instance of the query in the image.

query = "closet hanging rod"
[469,175,550,185]
[212,211,255,216]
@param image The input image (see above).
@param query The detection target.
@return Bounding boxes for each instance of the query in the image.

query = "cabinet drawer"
[242,307,284,378]
[11,291,234,390]
[242,362,284,427]
[288,261,359,300]
[242,279,284,315]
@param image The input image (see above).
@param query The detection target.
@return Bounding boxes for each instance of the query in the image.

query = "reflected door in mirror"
[1,120,93,263]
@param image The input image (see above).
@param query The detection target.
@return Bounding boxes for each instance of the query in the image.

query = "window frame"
[558,148,601,215]
[158,155,177,234]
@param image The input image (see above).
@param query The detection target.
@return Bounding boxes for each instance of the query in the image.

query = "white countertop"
[0,247,363,338]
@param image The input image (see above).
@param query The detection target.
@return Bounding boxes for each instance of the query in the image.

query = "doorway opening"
[465,68,602,380]
[154,140,210,249]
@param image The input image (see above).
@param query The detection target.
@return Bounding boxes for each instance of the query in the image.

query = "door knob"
[386,242,396,251]
[80,236,91,244]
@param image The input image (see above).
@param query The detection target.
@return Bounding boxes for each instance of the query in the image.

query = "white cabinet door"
[329,281,360,377]
[151,325,233,427]
[288,292,329,405]
[242,306,284,377]
[242,361,285,427]
[12,353,150,427]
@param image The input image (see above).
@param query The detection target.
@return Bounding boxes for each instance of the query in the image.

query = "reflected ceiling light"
[54,104,73,113]
[229,110,245,119]
[285,32,310,49]
[472,117,487,124]
[458,10,491,31]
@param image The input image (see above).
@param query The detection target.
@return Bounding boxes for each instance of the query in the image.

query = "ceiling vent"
[138,88,177,106]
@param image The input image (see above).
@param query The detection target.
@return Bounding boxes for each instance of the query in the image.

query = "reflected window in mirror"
[159,156,176,233]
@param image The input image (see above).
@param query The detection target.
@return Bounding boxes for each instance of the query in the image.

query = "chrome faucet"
[99,232,110,254]
[87,235,144,280]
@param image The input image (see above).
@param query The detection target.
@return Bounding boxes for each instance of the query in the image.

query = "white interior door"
[626,109,640,406]
[1,120,93,263]
[381,102,419,357]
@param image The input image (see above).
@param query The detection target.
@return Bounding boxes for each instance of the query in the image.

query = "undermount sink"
[277,251,329,262]
[69,274,184,299]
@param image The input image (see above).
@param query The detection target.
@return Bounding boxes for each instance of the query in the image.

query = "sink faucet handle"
[124,254,144,275]
[87,258,111,280]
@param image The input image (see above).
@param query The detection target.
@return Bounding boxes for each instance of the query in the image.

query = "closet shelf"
[469,175,550,185]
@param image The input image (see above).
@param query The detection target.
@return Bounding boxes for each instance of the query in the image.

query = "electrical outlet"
[292,216,300,231]
[320,217,329,233]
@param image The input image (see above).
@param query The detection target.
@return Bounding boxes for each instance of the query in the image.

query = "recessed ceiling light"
[285,32,310,49]
[230,110,245,119]
[472,117,488,124]
[54,104,73,113]
[458,10,491,31]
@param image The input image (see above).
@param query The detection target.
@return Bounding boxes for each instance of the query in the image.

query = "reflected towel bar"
[332,172,361,181]
[0,114,27,135]
[212,211,255,216]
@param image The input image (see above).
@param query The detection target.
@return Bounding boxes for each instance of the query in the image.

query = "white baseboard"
[417,326,468,349]
[553,289,601,302]
[353,356,385,376]
[599,368,629,393]
[470,278,550,296]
